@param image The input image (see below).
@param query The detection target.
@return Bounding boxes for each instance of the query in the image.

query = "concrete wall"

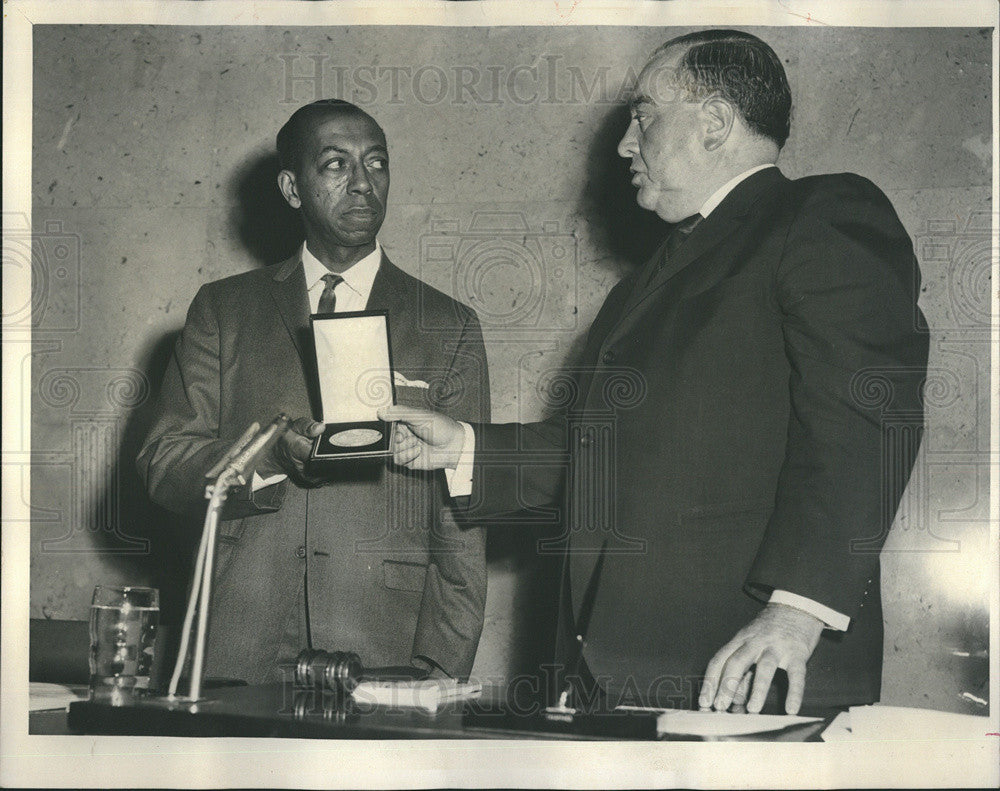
[26,25,991,710]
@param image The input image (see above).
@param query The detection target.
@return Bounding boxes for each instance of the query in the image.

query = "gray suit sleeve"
[136,284,287,520]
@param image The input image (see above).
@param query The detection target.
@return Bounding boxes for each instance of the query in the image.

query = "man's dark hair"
[654,29,792,148]
[276,99,381,172]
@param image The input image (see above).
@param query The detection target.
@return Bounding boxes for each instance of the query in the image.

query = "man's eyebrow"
[629,93,652,111]
[316,144,388,157]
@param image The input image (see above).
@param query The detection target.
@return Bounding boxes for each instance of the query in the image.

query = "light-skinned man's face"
[618,48,707,223]
[279,109,389,253]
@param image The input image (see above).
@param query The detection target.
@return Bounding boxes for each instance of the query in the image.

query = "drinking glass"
[89,585,159,703]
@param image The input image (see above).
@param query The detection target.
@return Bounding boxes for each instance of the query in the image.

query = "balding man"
[383,30,928,714]
[139,100,490,684]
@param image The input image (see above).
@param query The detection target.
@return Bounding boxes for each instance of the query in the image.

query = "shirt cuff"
[251,470,288,492]
[442,421,475,498]
[769,589,850,631]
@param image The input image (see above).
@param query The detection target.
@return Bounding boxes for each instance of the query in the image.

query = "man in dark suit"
[383,30,928,713]
[138,100,490,684]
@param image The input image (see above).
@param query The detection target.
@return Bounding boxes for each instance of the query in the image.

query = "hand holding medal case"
[309,310,397,460]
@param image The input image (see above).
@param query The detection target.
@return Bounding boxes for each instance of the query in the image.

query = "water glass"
[89,585,159,703]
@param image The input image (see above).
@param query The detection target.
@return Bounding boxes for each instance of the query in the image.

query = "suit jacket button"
[295,545,307,559]
[602,350,614,363]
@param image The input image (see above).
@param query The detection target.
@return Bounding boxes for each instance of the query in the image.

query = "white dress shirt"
[252,241,382,491]
[449,163,850,631]
[302,239,381,314]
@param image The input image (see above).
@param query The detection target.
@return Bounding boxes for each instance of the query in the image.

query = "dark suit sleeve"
[746,175,928,620]
[467,417,567,519]
[411,308,491,679]
[136,284,287,521]
[462,276,640,521]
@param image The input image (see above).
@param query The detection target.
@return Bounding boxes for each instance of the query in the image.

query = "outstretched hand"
[378,406,465,470]
[699,603,824,714]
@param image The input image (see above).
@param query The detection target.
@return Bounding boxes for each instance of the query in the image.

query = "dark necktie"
[317,273,344,314]
[657,212,703,272]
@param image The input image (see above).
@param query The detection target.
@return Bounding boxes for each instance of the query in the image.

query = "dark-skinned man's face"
[281,110,389,248]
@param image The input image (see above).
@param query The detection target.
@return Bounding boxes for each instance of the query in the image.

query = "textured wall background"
[25,25,991,711]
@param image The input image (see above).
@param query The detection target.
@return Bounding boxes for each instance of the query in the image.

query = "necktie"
[317,273,344,314]
[657,212,703,272]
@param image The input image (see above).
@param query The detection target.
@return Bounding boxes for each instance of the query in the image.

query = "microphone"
[203,422,261,480]
[226,413,292,482]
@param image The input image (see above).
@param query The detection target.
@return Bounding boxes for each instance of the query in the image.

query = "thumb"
[289,417,324,438]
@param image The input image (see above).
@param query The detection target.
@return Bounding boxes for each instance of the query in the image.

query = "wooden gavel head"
[294,649,363,694]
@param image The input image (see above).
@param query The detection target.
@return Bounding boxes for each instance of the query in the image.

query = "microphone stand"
[167,414,291,702]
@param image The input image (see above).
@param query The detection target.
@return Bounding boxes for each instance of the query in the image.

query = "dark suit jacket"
[470,168,928,708]
[137,251,490,683]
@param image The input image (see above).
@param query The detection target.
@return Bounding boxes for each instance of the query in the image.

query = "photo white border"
[3,1,998,788]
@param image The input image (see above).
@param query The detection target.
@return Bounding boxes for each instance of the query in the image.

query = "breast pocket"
[382,559,428,593]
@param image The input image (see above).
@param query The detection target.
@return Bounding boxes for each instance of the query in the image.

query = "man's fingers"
[713,645,756,711]
[393,439,420,462]
[394,445,422,468]
[699,655,724,708]
[700,640,738,708]
[745,653,779,714]
[731,671,753,709]
[393,423,415,443]
[283,432,316,461]
[784,659,807,714]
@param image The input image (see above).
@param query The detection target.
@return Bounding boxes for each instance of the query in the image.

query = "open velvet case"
[309,310,397,461]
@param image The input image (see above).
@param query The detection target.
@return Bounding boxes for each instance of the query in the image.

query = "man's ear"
[277,169,301,209]
[700,95,736,152]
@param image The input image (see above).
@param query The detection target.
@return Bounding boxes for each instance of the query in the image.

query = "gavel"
[294,649,363,694]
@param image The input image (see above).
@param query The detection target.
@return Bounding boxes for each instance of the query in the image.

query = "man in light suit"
[138,100,490,683]
[383,30,928,713]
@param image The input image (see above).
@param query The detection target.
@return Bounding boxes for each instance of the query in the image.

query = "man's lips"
[343,206,379,218]
[630,170,646,187]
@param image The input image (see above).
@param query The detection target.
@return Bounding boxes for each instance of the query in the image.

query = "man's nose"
[617,119,638,159]
[348,164,373,194]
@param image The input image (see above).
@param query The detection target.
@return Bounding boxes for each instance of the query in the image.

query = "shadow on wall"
[577,104,668,272]
[88,330,198,629]
[229,149,304,268]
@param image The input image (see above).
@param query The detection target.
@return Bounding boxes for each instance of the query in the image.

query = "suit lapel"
[365,252,408,316]
[268,253,311,366]
[366,252,424,370]
[568,168,789,626]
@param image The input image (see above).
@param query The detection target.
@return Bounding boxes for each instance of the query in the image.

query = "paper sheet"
[351,679,482,713]
[28,682,88,712]
[846,705,992,741]
[650,709,822,737]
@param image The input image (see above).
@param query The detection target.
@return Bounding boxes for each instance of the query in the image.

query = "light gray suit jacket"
[137,251,490,682]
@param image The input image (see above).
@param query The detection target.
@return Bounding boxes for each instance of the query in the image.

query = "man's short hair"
[654,29,792,148]
[276,99,381,172]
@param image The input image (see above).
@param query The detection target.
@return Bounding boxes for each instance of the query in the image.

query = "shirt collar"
[301,240,382,299]
[698,164,777,218]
